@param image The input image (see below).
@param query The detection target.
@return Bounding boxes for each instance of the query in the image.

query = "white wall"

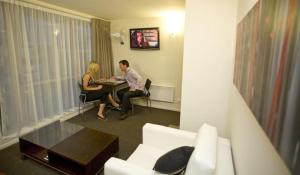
[179,0,238,137]
[229,86,291,175]
[236,0,258,22]
[228,0,291,174]
[110,17,184,111]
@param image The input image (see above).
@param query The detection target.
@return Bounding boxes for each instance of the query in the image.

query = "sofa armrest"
[104,157,154,175]
[143,123,197,151]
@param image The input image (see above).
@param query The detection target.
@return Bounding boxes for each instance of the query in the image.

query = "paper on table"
[97,79,125,84]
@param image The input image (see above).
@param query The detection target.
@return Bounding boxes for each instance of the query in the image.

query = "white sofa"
[104,123,234,175]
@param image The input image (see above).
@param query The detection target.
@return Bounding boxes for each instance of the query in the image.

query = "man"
[114,60,144,120]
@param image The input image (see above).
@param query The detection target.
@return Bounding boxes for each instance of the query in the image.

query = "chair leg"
[131,102,134,115]
[149,98,152,113]
[79,99,81,115]
[82,100,86,120]
[105,104,112,116]
[147,98,149,108]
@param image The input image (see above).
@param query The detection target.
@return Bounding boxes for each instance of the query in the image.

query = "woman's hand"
[129,88,136,91]
[97,85,103,90]
[95,78,106,84]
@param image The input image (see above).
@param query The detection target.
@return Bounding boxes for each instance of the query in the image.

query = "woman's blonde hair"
[87,61,100,74]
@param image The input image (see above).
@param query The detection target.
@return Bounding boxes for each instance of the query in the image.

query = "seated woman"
[82,61,119,120]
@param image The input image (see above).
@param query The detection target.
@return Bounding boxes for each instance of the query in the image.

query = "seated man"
[113,60,144,120]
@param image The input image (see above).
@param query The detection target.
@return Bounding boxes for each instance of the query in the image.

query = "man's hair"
[119,60,129,67]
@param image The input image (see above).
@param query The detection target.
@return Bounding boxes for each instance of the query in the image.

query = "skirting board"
[0,104,94,151]
[132,99,181,112]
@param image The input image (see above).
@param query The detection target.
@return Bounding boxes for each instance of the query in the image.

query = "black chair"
[78,82,100,119]
[130,79,152,114]
[78,81,113,120]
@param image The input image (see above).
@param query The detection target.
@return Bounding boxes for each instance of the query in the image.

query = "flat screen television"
[130,27,160,50]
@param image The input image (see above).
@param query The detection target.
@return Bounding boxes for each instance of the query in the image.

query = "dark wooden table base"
[19,121,119,175]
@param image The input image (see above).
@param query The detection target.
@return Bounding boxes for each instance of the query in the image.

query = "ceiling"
[36,0,185,20]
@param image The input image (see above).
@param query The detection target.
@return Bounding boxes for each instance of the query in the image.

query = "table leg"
[112,87,116,101]
[0,106,3,136]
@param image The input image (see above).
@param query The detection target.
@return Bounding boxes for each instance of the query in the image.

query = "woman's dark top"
[82,74,111,103]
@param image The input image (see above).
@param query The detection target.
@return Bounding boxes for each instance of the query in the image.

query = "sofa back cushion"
[185,123,217,175]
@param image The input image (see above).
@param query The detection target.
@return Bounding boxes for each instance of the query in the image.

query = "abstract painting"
[233,0,300,174]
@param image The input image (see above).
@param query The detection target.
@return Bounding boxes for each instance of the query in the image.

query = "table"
[0,106,3,136]
[19,121,119,175]
[96,79,127,101]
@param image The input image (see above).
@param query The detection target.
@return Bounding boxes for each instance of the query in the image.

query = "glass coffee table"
[19,121,119,175]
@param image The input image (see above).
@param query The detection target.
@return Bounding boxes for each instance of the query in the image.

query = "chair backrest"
[145,79,151,91]
[78,81,89,102]
[144,79,151,97]
[78,81,84,91]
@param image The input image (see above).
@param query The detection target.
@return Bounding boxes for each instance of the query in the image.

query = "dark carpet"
[0,106,180,175]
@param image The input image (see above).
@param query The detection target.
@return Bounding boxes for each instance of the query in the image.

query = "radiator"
[149,84,175,102]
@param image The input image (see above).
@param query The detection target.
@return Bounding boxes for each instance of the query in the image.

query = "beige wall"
[228,0,291,174]
[110,17,184,111]
[22,0,96,20]
[179,0,238,137]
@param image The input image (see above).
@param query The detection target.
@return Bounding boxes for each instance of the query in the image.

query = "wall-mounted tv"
[130,27,159,50]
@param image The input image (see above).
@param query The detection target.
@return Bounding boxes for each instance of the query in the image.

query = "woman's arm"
[82,74,102,91]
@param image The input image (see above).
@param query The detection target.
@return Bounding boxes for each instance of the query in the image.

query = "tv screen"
[130,27,159,50]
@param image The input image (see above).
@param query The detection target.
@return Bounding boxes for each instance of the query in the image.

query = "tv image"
[130,27,159,49]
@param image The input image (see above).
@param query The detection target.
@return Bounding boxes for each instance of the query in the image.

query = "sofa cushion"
[153,146,194,174]
[185,123,218,175]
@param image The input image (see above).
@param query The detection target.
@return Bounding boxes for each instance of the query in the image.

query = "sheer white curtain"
[0,1,91,137]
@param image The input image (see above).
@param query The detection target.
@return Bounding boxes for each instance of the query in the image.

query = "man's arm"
[112,74,125,81]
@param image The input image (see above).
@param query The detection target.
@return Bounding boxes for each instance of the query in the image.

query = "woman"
[82,61,119,120]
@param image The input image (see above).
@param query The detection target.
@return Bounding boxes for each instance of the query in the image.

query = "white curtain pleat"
[0,1,91,137]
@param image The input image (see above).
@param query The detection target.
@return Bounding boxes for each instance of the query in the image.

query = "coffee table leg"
[95,167,104,175]
[21,154,27,160]
[114,152,119,157]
